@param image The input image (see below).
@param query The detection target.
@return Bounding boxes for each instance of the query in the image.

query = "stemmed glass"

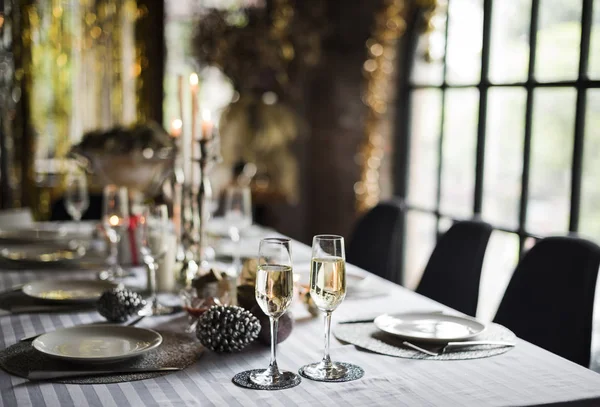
[224,185,252,273]
[101,185,129,280]
[235,238,301,389]
[299,235,363,381]
[139,204,171,315]
[64,171,89,225]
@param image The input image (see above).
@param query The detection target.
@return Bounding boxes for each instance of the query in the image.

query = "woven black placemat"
[0,331,203,384]
[334,322,516,360]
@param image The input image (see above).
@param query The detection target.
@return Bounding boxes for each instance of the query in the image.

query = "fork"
[403,340,516,356]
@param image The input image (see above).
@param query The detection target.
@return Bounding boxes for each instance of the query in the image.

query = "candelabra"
[177,129,222,286]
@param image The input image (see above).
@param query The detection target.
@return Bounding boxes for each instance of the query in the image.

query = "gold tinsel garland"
[355,0,440,213]
[355,0,407,213]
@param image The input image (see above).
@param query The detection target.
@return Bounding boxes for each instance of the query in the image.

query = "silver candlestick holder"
[177,130,222,286]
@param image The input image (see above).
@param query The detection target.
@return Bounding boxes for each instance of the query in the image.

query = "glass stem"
[322,311,333,370]
[267,317,280,379]
[149,261,158,311]
[110,232,119,267]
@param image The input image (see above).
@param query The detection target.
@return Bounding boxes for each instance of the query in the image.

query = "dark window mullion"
[518,0,540,256]
[435,0,452,237]
[473,0,493,215]
[409,79,600,90]
[568,0,593,232]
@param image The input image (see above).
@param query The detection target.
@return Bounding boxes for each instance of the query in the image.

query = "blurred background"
[0,0,598,320]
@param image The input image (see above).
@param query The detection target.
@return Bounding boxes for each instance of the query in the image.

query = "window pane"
[489,0,532,83]
[410,9,447,86]
[477,231,520,321]
[482,88,526,229]
[589,0,600,79]
[580,90,600,240]
[407,90,442,210]
[439,88,479,218]
[535,0,583,82]
[404,210,437,289]
[445,0,483,85]
[526,88,576,235]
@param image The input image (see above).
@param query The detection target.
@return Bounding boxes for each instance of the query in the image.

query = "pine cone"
[196,305,261,353]
[97,288,147,322]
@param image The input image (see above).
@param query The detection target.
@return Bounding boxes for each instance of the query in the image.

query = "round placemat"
[0,331,203,384]
[334,322,516,360]
[232,369,301,390]
[298,362,364,382]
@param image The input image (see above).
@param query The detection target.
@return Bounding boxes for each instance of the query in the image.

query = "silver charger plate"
[22,279,117,303]
[374,312,487,343]
[32,325,163,363]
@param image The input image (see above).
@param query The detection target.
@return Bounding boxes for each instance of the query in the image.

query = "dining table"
[1,225,600,407]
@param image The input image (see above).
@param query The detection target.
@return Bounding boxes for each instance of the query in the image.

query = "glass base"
[299,361,364,382]
[151,302,178,316]
[98,264,129,281]
[232,369,301,390]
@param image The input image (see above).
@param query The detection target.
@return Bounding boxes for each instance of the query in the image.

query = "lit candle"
[171,118,183,138]
[190,73,200,187]
[201,109,213,140]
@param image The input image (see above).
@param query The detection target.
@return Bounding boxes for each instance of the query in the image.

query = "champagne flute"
[235,238,301,389]
[102,185,129,280]
[299,235,364,381]
[64,171,89,224]
[140,204,171,315]
[224,185,252,274]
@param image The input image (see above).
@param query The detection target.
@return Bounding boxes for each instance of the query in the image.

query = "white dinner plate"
[22,279,117,303]
[206,218,266,238]
[374,312,487,343]
[0,228,69,244]
[33,325,162,363]
[293,266,368,292]
[0,245,86,265]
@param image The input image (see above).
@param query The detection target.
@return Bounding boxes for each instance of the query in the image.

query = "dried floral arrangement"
[193,0,326,202]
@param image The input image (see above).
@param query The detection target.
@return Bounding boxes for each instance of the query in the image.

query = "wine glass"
[299,235,363,381]
[235,238,301,389]
[102,185,129,280]
[64,171,89,224]
[224,185,252,273]
[140,204,171,315]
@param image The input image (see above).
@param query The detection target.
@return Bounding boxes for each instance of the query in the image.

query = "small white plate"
[374,312,487,343]
[33,325,162,363]
[22,279,117,303]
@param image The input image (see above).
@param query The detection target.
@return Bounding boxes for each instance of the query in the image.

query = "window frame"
[393,0,599,283]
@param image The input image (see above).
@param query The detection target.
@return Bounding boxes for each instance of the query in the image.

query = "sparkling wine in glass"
[102,185,129,280]
[64,171,89,223]
[299,235,364,382]
[235,237,301,390]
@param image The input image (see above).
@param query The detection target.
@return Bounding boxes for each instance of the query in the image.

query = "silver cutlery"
[0,284,24,297]
[27,366,181,381]
[403,340,516,356]
[20,313,148,342]
[0,304,94,316]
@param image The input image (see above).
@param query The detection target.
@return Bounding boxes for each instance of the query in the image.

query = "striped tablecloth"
[1,245,600,406]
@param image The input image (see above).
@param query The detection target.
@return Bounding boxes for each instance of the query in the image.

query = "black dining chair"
[416,220,492,316]
[494,236,600,367]
[346,200,404,282]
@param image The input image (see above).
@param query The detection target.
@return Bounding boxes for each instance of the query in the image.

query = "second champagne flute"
[299,235,364,382]
[102,185,129,280]
[64,171,89,225]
